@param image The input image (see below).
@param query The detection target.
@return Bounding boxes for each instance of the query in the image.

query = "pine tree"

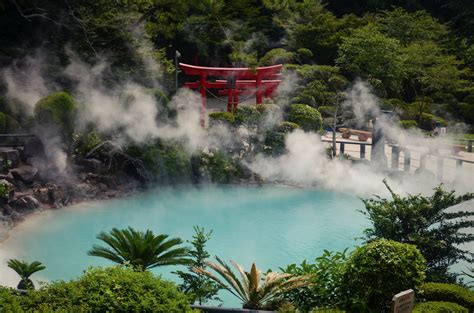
[175,226,221,305]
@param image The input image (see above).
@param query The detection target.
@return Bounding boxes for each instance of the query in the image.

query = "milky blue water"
[2,185,368,306]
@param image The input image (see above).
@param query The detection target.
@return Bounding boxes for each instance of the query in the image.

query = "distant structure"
[180,63,282,126]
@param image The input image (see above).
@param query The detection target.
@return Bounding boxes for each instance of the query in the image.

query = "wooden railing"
[321,138,474,182]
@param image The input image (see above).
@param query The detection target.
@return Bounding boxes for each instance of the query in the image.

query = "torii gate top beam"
[179,63,282,78]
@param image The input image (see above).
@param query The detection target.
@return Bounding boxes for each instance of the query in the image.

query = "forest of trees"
[0,0,473,130]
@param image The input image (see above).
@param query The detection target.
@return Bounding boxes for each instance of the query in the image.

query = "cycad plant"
[7,259,46,290]
[192,257,313,309]
[88,227,191,271]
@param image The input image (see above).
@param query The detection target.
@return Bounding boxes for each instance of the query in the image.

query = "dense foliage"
[1,266,192,312]
[420,282,474,311]
[34,91,77,141]
[413,301,468,313]
[361,181,474,282]
[340,239,426,312]
[281,249,348,311]
[287,104,323,132]
[1,0,472,132]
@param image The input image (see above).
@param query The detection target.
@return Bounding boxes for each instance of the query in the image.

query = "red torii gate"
[180,63,283,126]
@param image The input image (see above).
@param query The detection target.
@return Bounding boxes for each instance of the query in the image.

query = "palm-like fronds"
[192,257,314,309]
[7,259,45,290]
[88,227,191,271]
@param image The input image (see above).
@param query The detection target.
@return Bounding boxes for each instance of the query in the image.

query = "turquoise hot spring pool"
[0,185,369,306]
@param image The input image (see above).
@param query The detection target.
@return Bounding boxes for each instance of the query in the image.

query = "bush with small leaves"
[191,150,237,183]
[413,301,468,313]
[263,122,299,156]
[234,106,261,127]
[20,266,192,312]
[420,282,474,311]
[287,104,323,132]
[0,287,23,312]
[34,91,77,141]
[281,249,348,311]
[209,112,235,126]
[340,239,426,312]
[399,120,418,129]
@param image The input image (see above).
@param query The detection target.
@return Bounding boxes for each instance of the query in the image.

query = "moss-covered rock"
[287,104,323,132]
[34,91,77,139]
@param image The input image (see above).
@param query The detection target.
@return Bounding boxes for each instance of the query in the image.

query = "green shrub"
[413,301,468,313]
[420,282,474,311]
[72,131,101,157]
[234,105,261,126]
[208,111,235,126]
[287,104,322,132]
[281,249,348,311]
[259,48,295,66]
[0,286,23,312]
[19,267,190,312]
[340,239,426,312]
[20,266,191,312]
[34,91,77,139]
[127,141,192,183]
[399,119,418,129]
[0,112,21,133]
[263,122,299,156]
[458,102,474,125]
[191,150,237,183]
[419,113,447,130]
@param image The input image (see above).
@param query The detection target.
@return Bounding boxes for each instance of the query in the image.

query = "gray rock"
[33,187,51,204]
[98,175,116,188]
[0,148,20,169]
[11,211,24,223]
[10,195,40,211]
[10,165,39,183]
[77,158,102,174]
[2,204,13,215]
[0,172,15,183]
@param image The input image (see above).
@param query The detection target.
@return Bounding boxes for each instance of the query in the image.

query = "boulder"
[97,175,117,188]
[2,204,13,215]
[33,187,51,204]
[10,165,39,183]
[0,148,20,169]
[77,158,102,174]
[11,211,24,223]
[10,195,40,211]
[0,172,15,183]
[45,183,67,204]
